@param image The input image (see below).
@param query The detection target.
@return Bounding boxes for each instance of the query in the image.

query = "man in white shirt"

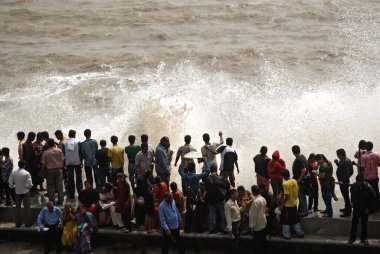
[224,188,242,240]
[249,185,267,251]
[9,160,33,227]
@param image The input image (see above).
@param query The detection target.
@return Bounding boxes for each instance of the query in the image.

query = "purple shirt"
[361,151,380,180]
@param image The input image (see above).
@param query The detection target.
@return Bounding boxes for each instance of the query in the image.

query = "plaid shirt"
[1,158,13,182]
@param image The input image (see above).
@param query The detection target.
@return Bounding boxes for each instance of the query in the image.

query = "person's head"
[111,135,118,145]
[99,139,106,148]
[226,137,233,146]
[47,138,55,148]
[160,136,170,148]
[163,191,173,203]
[315,154,327,164]
[308,153,316,161]
[251,185,260,196]
[281,169,290,180]
[64,202,72,212]
[187,162,196,173]
[17,131,25,141]
[210,164,218,173]
[41,131,49,140]
[128,135,136,144]
[36,132,44,142]
[292,145,300,156]
[54,130,63,140]
[336,149,346,159]
[229,188,238,200]
[141,142,148,153]
[84,180,92,190]
[260,146,268,156]
[358,140,366,150]
[47,201,54,212]
[258,183,266,194]
[68,130,76,138]
[18,160,25,169]
[202,133,210,143]
[144,169,153,180]
[170,182,178,192]
[84,129,91,139]
[27,132,36,142]
[356,174,364,186]
[365,141,373,151]
[141,134,149,143]
[184,135,191,144]
[104,182,113,191]
[117,173,125,182]
[237,185,245,197]
[2,147,10,157]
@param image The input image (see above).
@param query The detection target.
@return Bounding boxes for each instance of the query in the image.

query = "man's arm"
[158,205,169,231]
[174,149,181,167]
[8,173,14,189]
[297,168,307,183]
[37,209,45,228]
[26,173,33,190]
[197,161,210,180]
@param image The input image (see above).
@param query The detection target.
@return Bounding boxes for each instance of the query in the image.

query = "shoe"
[122,228,131,233]
[340,208,346,212]
[209,230,218,234]
[294,234,304,238]
[360,240,369,246]
[322,214,332,218]
[282,235,291,240]
[320,210,326,214]
[25,224,33,228]
[348,239,355,244]
[300,213,308,218]
[15,224,21,228]
[340,213,351,218]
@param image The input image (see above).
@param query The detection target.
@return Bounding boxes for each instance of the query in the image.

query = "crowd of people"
[0,129,379,253]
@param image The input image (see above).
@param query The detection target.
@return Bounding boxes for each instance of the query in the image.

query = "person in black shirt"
[95,140,111,189]
[78,180,99,214]
[291,145,308,217]
[253,146,270,191]
[334,149,353,217]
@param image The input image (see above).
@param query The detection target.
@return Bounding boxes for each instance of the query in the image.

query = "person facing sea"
[201,131,223,168]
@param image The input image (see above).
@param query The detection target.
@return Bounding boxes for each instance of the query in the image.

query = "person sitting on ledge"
[78,180,99,215]
[37,201,62,254]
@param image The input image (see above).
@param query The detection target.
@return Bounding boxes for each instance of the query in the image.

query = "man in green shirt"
[125,135,141,189]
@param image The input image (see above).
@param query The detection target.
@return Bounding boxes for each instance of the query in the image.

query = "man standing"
[8,160,33,227]
[334,149,353,217]
[174,135,197,169]
[41,139,65,204]
[348,174,376,245]
[224,188,242,240]
[124,135,141,189]
[135,143,154,177]
[360,141,380,212]
[205,164,230,233]
[201,132,223,169]
[95,140,111,188]
[22,132,36,195]
[108,135,124,185]
[81,129,99,188]
[17,131,26,160]
[155,137,171,185]
[158,191,184,254]
[249,185,267,251]
[54,130,68,191]
[1,148,15,206]
[37,201,62,254]
[291,145,308,217]
[280,169,304,240]
[220,138,239,187]
[63,130,82,199]
[253,146,270,191]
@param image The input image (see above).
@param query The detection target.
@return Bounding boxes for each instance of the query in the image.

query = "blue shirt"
[178,162,210,194]
[158,200,180,230]
[155,144,170,176]
[81,139,98,167]
[37,207,62,228]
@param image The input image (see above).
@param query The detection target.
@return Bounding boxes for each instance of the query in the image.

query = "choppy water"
[1,0,380,187]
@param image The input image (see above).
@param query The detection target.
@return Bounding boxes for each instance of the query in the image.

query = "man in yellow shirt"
[108,136,124,185]
[281,169,304,240]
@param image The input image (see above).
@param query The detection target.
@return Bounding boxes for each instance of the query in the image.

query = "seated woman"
[78,180,99,215]
[75,204,97,254]
[98,182,115,227]
[61,202,77,251]
[110,173,132,233]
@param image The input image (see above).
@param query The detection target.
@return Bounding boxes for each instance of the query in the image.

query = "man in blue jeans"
[204,164,230,233]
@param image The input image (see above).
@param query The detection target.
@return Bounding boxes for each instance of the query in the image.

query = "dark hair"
[356,174,364,182]
[154,176,163,190]
[258,183,266,190]
[260,146,268,155]
[47,138,56,148]
[292,145,300,154]
[226,137,233,146]
[27,132,36,141]
[84,129,91,138]
[36,132,44,141]
[104,182,113,190]
[281,169,290,178]
[308,153,316,160]
[184,135,191,144]
[111,135,118,145]
[41,131,49,140]
[17,132,25,139]
[141,134,148,143]
[68,130,76,138]
[160,136,169,144]
[315,154,328,162]
[251,185,260,195]
[229,188,237,196]
[128,135,136,144]
[18,160,26,168]
[2,147,10,156]
[141,142,148,148]
[54,130,63,136]
[170,182,177,191]
[365,141,373,151]
[202,133,210,143]
[187,162,196,173]
[237,185,245,192]
[210,164,218,173]
[336,149,346,157]
[358,140,366,150]
[84,180,91,185]
[99,140,106,147]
